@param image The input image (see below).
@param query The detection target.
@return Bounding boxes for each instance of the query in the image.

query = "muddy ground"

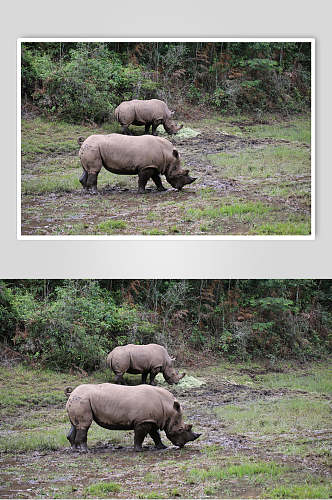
[1,361,330,498]
[20,115,311,236]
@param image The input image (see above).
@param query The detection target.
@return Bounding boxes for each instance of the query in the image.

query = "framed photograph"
[18,38,315,240]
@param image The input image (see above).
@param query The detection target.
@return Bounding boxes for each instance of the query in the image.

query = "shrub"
[0,282,18,342]
[11,281,156,370]
[23,45,158,123]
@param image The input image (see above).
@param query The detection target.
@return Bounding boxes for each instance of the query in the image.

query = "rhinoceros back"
[115,99,170,125]
[67,383,177,430]
[108,344,170,374]
[99,134,172,174]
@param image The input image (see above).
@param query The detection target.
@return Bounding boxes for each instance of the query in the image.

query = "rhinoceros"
[65,383,200,452]
[114,99,183,136]
[107,344,185,386]
[78,134,196,193]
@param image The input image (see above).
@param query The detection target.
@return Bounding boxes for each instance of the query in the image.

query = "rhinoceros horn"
[179,372,186,380]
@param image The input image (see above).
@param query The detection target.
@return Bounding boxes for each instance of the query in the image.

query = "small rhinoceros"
[65,383,200,452]
[114,99,183,136]
[107,344,185,386]
[78,134,196,193]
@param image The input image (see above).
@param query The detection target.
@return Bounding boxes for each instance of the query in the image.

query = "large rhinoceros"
[107,344,185,386]
[78,134,196,193]
[114,99,183,136]
[65,383,200,452]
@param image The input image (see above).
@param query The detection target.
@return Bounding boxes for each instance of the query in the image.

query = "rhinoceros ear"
[173,401,181,412]
[187,424,193,431]
[172,149,179,159]
[184,169,189,175]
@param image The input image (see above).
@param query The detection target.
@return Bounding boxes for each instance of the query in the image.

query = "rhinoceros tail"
[64,387,74,399]
[77,136,85,146]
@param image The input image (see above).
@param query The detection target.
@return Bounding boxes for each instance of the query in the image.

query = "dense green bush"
[10,281,156,370]
[2,280,330,367]
[22,45,158,123]
[0,282,18,342]
[21,41,311,120]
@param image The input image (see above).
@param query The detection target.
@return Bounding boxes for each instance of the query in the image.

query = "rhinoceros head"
[167,424,201,448]
[166,402,201,447]
[166,150,197,191]
[163,365,186,385]
[163,118,183,135]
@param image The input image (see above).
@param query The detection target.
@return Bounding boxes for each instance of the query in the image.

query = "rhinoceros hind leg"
[67,424,77,448]
[149,427,167,450]
[75,428,89,453]
[86,173,98,194]
[141,372,148,384]
[144,123,151,135]
[79,169,88,188]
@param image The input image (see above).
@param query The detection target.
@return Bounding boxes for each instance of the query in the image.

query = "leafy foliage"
[22,45,158,123]
[21,41,311,121]
[6,281,156,370]
[1,280,330,368]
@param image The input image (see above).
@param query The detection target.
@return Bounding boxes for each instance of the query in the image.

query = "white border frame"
[17,38,315,241]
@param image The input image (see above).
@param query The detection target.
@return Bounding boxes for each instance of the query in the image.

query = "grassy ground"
[20,113,312,236]
[1,359,330,498]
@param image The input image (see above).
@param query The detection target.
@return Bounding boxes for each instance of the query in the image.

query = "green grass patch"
[186,201,271,220]
[243,117,311,144]
[188,461,286,483]
[254,364,332,394]
[96,219,127,233]
[215,398,331,436]
[0,421,126,453]
[21,117,119,162]
[265,482,331,499]
[0,364,110,417]
[251,220,311,235]
[22,171,81,194]
[261,180,311,203]
[22,163,136,195]
[142,228,166,235]
[84,481,121,496]
[208,144,310,180]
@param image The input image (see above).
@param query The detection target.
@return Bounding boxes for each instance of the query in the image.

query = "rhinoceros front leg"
[150,367,162,385]
[149,426,167,450]
[144,123,151,135]
[151,172,167,192]
[151,122,159,136]
[141,372,148,384]
[138,167,165,193]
